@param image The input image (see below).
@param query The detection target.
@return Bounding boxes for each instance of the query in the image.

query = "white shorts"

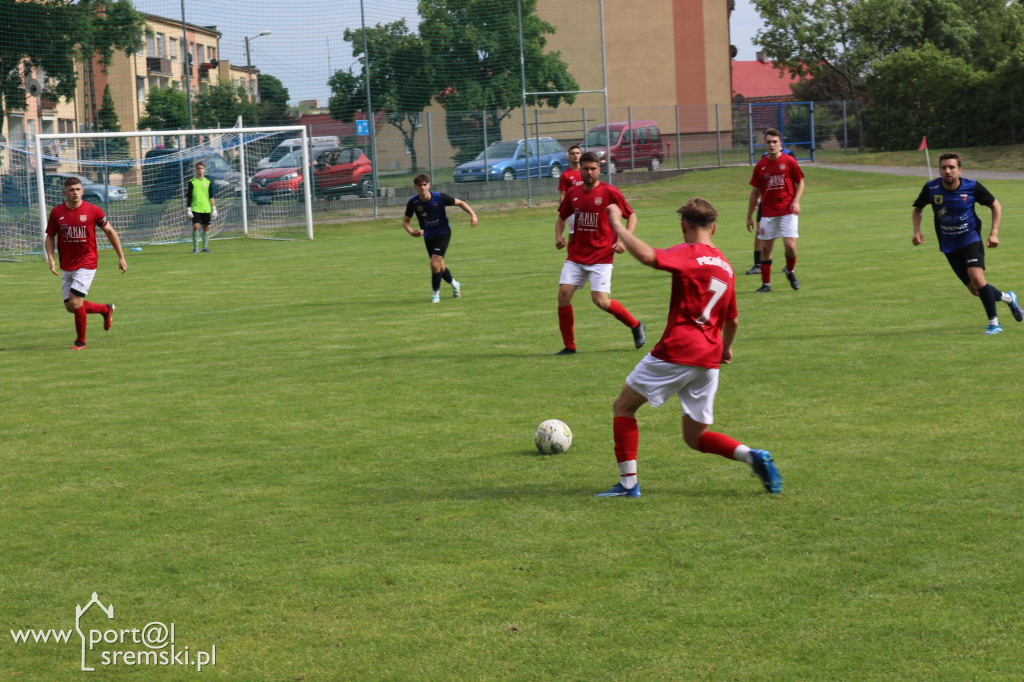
[626,354,719,424]
[559,261,613,294]
[61,268,96,300]
[757,214,799,240]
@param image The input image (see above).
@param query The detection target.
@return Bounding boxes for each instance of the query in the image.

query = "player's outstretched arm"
[102,223,127,273]
[44,234,58,276]
[746,187,760,232]
[911,208,925,245]
[987,199,1002,247]
[721,317,738,364]
[555,216,567,249]
[455,199,478,227]
[607,204,655,266]
[403,215,423,237]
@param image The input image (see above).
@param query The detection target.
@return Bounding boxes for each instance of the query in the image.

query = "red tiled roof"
[731,60,801,100]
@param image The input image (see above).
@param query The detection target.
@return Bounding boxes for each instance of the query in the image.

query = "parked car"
[256,136,339,169]
[248,147,374,204]
[142,148,242,204]
[453,137,567,182]
[0,175,32,206]
[44,172,129,205]
[581,120,664,174]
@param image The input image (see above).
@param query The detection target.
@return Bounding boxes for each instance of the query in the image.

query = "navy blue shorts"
[945,240,985,286]
[423,232,451,258]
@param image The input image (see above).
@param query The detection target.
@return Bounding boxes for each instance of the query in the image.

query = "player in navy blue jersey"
[403,174,478,303]
[912,152,1023,334]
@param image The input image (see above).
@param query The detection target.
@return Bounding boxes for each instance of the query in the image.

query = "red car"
[249,147,374,203]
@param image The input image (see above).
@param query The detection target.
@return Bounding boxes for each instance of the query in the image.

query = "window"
[208,47,216,62]
[197,44,205,64]
[137,76,146,102]
[649,127,660,142]
[622,129,633,144]
[170,37,178,61]
[156,33,166,58]
[636,128,649,144]
[146,33,157,58]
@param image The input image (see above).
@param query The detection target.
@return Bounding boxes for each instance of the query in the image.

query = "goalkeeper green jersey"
[187,177,213,212]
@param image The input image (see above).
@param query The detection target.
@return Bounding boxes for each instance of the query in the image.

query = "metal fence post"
[675,105,681,170]
[627,105,634,171]
[483,111,489,183]
[427,111,434,181]
[842,100,848,154]
[715,103,722,167]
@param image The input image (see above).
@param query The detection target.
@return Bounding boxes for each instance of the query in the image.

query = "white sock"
[732,444,753,464]
[1002,292,1013,303]
[618,460,637,488]
[990,316,999,326]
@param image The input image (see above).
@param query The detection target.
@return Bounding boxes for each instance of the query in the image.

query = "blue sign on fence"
[356,120,369,136]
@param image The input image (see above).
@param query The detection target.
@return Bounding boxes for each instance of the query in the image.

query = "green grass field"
[3,166,1024,680]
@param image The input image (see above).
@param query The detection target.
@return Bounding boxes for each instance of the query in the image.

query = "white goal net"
[0,124,314,261]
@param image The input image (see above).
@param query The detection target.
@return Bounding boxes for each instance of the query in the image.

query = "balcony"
[146,57,172,75]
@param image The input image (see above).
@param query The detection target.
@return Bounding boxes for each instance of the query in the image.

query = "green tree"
[329,19,433,170]
[418,0,577,162]
[257,74,292,126]
[0,0,146,124]
[91,84,129,163]
[137,87,190,133]
[194,80,261,128]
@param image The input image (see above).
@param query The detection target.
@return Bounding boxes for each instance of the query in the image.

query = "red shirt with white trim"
[557,182,633,265]
[749,154,803,217]
[558,168,583,193]
[650,243,737,369]
[46,201,108,271]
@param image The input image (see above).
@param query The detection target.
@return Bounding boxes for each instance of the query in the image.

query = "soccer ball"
[535,419,572,454]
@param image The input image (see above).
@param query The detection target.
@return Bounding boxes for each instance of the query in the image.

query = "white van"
[257,136,339,169]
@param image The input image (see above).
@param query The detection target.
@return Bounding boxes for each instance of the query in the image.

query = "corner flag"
[918,136,928,151]
[919,136,931,177]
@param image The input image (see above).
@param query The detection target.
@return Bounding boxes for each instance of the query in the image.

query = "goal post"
[23,124,313,258]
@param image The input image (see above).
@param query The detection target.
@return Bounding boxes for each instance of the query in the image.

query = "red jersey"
[46,201,108,271]
[650,243,737,369]
[557,182,633,265]
[750,154,803,217]
[558,168,583,193]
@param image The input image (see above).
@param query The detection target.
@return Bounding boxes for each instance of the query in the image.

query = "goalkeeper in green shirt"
[186,161,217,253]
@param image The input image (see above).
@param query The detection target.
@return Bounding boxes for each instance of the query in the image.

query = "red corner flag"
[918,136,928,151]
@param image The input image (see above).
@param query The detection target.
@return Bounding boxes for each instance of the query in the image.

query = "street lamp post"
[244,30,271,102]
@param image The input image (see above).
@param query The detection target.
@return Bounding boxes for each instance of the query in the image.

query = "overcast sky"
[137,0,762,107]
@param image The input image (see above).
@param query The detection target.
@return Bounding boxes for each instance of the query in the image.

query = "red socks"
[557,305,575,351]
[786,255,796,272]
[73,301,109,343]
[697,431,742,460]
[606,299,638,328]
[761,261,772,285]
[613,416,639,463]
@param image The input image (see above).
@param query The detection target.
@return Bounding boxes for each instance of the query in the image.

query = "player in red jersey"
[746,128,804,293]
[558,144,583,203]
[44,176,126,349]
[553,152,645,355]
[595,198,782,497]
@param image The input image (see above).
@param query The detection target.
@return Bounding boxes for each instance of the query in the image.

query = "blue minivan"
[454,137,567,182]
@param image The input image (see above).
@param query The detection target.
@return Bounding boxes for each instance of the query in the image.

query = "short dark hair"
[568,144,582,153]
[939,152,962,168]
[764,128,781,140]
[195,161,205,169]
[579,151,601,166]
[63,176,82,189]
[413,173,430,186]
[677,197,718,228]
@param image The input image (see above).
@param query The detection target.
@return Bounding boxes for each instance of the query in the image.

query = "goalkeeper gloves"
[211,206,218,219]
[187,208,193,219]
